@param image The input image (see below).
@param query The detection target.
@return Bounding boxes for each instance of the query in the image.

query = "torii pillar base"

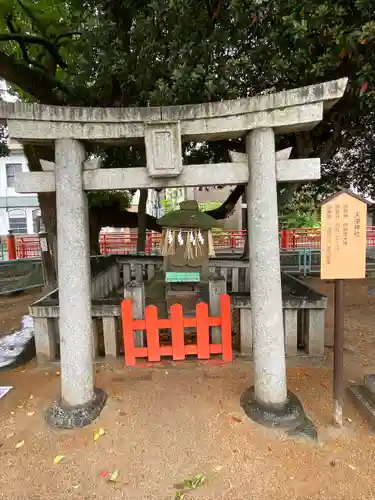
[45,388,107,429]
[241,388,317,440]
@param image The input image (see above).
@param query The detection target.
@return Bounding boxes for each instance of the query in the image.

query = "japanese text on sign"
[321,192,367,280]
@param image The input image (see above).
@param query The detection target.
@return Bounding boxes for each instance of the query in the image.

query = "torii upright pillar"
[45,139,107,428]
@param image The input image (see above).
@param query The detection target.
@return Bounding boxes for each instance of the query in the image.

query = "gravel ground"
[0,278,374,499]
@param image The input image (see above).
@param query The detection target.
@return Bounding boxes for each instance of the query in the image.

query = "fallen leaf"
[15,440,25,449]
[27,412,35,417]
[174,473,206,492]
[93,428,105,441]
[53,455,65,465]
[107,470,119,482]
[191,473,206,489]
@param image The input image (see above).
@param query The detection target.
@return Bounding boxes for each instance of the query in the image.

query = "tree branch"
[0,33,67,68]
[16,0,48,35]
[5,16,48,71]
[55,32,81,42]
[0,51,68,104]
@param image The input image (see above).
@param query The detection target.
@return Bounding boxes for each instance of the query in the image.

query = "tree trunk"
[137,189,148,253]
[38,191,58,284]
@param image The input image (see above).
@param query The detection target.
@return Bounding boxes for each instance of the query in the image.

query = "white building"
[0,140,40,235]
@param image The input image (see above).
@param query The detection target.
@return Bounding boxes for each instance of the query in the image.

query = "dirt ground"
[0,288,43,334]
[0,279,375,499]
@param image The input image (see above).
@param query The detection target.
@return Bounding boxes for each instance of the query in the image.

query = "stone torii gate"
[0,78,347,430]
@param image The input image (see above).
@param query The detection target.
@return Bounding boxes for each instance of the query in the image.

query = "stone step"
[347,384,375,432]
[364,374,375,395]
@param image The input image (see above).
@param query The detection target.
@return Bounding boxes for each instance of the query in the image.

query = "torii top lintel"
[0,78,347,144]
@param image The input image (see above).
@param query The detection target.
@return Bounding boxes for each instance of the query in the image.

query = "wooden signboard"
[321,191,368,280]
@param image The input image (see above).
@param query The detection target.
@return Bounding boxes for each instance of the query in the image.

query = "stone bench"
[231,273,327,357]
[30,256,121,363]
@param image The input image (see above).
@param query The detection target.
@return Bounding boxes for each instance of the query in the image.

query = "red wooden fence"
[121,294,232,366]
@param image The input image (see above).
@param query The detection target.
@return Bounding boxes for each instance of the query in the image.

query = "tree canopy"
[1,0,375,244]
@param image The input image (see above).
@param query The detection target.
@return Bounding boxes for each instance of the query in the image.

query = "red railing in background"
[279,228,321,249]
[8,226,375,259]
[16,235,41,259]
[279,226,375,249]
[99,230,247,255]
[99,232,161,255]
[121,294,232,366]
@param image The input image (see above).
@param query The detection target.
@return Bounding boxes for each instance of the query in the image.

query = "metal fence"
[0,259,44,295]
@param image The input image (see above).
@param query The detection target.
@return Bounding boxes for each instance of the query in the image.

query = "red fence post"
[145,305,161,362]
[196,302,210,359]
[170,303,185,361]
[7,231,16,260]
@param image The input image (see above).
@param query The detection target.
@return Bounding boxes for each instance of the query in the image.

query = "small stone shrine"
[157,200,219,315]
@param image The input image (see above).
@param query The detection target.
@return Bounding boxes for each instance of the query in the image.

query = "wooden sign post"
[321,189,369,427]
